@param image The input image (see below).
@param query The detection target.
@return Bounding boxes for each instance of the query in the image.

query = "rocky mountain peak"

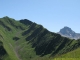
[58,26,80,39]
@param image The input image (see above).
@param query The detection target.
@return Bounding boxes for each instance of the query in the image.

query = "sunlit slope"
[53,48,80,60]
[0,16,28,60]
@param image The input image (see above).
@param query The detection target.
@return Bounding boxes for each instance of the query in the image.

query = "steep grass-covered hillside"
[53,48,80,60]
[0,16,80,60]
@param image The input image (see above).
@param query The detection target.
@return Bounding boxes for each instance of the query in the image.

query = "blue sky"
[0,0,80,33]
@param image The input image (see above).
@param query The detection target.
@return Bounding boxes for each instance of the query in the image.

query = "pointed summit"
[58,26,80,39]
[59,26,75,36]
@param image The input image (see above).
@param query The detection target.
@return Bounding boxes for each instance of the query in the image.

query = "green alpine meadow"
[0,16,80,60]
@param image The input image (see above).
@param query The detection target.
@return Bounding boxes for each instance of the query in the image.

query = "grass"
[0,17,24,60]
[53,58,80,60]
[0,29,19,60]
[52,48,80,60]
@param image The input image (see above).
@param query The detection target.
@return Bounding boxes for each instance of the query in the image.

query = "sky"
[0,0,80,33]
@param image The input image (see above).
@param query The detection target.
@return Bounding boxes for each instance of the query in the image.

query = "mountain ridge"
[0,16,80,60]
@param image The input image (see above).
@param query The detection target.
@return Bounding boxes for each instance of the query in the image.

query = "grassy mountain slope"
[0,41,9,60]
[53,48,80,60]
[0,16,28,60]
[0,16,80,60]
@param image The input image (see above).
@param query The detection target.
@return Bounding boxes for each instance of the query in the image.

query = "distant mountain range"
[58,26,80,40]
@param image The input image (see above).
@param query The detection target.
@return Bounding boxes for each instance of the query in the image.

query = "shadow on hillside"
[0,42,7,59]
